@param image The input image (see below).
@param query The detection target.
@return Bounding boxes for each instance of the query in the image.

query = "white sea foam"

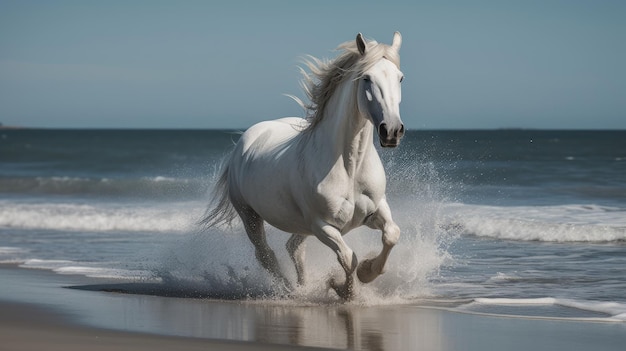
[486,272,521,282]
[0,246,31,263]
[148,176,180,182]
[19,259,157,280]
[20,259,77,270]
[474,297,558,305]
[8,178,622,244]
[0,246,29,255]
[0,201,203,233]
[472,297,626,322]
[53,266,157,280]
[444,203,626,242]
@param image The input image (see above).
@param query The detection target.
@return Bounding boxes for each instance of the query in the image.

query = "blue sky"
[1,0,624,129]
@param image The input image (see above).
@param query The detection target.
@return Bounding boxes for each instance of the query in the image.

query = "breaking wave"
[0,200,203,233]
[444,203,626,243]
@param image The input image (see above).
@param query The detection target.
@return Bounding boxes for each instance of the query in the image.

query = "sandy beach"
[1,302,318,351]
[1,264,624,351]
[0,265,331,351]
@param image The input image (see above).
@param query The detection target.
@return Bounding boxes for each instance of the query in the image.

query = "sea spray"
[155,226,278,299]
[153,145,459,303]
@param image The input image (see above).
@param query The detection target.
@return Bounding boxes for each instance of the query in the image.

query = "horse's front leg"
[312,220,358,300]
[357,199,400,283]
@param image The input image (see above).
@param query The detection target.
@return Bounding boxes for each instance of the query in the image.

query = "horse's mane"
[294,37,401,132]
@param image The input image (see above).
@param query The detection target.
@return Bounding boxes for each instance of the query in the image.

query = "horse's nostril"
[398,124,405,137]
[379,123,388,139]
[392,124,405,138]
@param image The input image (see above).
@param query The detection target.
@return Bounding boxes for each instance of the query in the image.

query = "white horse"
[203,32,405,299]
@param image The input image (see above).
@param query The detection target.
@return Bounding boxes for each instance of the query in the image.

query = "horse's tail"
[199,159,238,229]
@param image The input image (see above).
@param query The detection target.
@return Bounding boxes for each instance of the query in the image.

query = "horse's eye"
[363,76,371,82]
[400,76,404,83]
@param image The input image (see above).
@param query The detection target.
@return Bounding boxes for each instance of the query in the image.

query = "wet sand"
[0,301,325,351]
[1,265,624,351]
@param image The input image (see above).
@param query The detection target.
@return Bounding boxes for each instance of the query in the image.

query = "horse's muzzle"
[378,123,405,148]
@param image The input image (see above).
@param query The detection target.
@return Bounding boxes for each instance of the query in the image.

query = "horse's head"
[356,32,405,148]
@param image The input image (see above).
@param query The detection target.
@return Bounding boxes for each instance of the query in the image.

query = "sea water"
[1,129,625,321]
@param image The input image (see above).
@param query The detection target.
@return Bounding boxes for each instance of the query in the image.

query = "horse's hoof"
[356,258,377,283]
[329,277,354,301]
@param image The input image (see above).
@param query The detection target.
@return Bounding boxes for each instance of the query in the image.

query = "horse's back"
[228,117,311,233]
[237,117,306,156]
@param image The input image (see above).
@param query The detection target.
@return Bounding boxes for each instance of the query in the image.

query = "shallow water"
[2,267,626,351]
[1,129,625,321]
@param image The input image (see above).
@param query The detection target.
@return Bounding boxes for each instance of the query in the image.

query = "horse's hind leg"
[286,234,307,286]
[236,205,291,289]
[357,199,400,284]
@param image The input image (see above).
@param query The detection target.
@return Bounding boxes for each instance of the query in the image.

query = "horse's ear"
[392,31,402,51]
[356,33,367,55]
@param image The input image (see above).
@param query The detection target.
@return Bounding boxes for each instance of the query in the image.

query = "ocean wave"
[0,246,29,255]
[0,246,31,263]
[443,203,626,243]
[0,176,211,199]
[468,297,626,322]
[0,201,203,233]
[3,199,625,242]
[19,259,157,280]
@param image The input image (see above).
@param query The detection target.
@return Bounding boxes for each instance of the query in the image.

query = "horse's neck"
[306,81,375,177]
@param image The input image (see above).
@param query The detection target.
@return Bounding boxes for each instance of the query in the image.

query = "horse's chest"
[328,192,377,232]
[311,149,386,230]
[317,175,381,231]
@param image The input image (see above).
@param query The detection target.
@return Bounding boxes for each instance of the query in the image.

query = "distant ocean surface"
[1,129,625,321]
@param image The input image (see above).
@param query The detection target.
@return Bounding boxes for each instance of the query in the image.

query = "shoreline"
[1,265,625,350]
[0,301,322,351]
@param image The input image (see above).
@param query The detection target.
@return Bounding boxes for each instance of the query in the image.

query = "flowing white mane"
[296,37,401,132]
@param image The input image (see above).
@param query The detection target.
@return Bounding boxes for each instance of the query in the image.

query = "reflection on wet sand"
[6,268,624,351]
[70,282,445,350]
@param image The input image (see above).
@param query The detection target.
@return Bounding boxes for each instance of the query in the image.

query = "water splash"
[152,147,458,304]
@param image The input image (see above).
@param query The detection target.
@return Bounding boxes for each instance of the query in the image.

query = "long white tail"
[200,160,237,229]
